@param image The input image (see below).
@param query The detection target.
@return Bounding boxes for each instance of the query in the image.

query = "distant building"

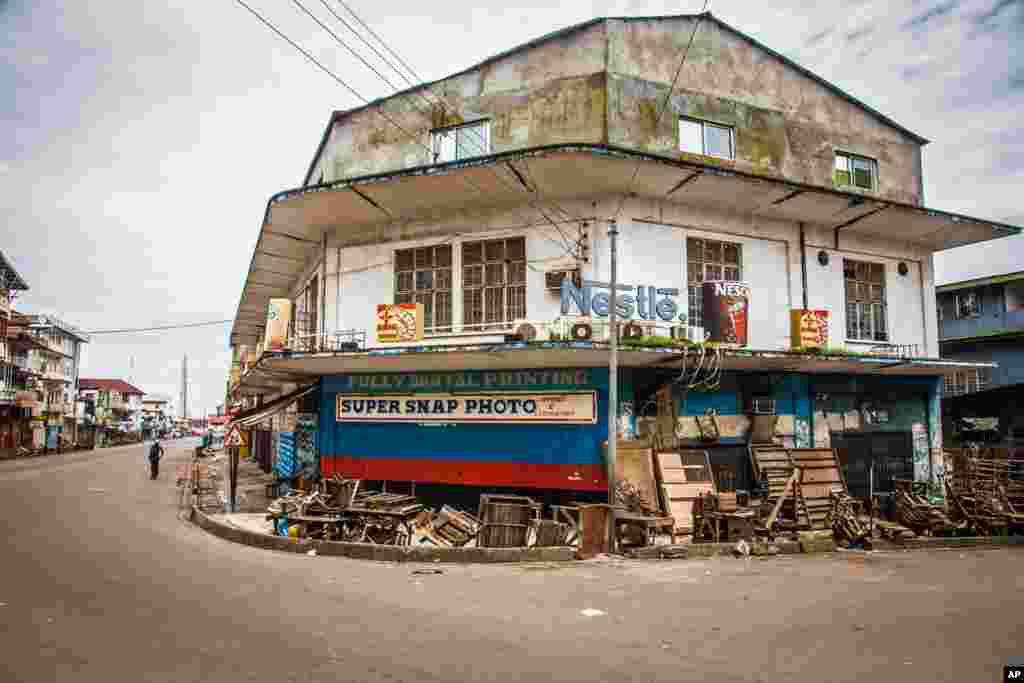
[141,394,174,437]
[936,239,1024,444]
[78,379,145,447]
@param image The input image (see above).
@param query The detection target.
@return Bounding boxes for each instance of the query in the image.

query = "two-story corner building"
[0,252,30,452]
[78,379,145,447]
[141,394,174,438]
[935,240,1024,445]
[227,13,1018,505]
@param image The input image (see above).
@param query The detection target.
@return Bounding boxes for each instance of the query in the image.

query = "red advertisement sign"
[702,281,750,346]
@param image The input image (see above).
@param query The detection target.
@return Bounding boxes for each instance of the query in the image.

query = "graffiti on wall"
[911,422,929,482]
[794,418,811,448]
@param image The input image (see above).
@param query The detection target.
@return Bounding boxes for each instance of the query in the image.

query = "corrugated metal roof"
[933,233,1024,288]
[0,250,29,291]
[79,378,145,395]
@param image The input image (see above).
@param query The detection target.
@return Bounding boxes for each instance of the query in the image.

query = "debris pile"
[945,448,1024,535]
[893,479,961,536]
[828,491,870,548]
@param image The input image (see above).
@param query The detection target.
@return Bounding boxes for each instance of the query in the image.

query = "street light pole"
[607,219,619,554]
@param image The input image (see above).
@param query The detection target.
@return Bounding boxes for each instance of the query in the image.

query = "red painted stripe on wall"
[321,456,607,492]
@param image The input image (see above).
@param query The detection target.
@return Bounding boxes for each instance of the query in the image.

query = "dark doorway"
[831,432,914,498]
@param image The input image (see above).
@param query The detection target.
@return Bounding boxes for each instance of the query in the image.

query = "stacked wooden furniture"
[477,494,541,548]
[893,479,960,536]
[945,448,1024,535]
[654,449,715,537]
[752,446,848,533]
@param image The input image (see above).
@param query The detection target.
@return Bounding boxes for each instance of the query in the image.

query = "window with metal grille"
[844,259,888,342]
[944,368,990,397]
[686,237,741,330]
[394,244,452,333]
[462,237,526,330]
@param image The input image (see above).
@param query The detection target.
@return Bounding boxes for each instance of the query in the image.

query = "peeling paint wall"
[605,17,922,205]
[314,22,609,182]
[312,17,922,207]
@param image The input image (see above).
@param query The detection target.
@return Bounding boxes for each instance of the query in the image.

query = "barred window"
[394,244,452,333]
[462,237,526,330]
[944,368,990,397]
[687,237,741,330]
[844,259,887,342]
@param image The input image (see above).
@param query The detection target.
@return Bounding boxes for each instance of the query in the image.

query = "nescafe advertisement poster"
[702,281,750,346]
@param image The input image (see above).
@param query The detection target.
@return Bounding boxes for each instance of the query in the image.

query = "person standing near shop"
[147,439,164,480]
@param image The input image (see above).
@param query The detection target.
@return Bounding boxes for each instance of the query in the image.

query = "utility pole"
[607,219,619,554]
[181,354,189,421]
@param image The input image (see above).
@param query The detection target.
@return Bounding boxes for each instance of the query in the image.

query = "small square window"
[834,152,877,190]
[431,120,491,163]
[679,117,735,160]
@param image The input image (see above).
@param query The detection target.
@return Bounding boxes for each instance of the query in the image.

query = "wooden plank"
[614,440,660,513]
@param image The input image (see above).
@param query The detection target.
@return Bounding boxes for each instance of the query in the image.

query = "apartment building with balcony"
[935,239,1024,445]
[0,251,30,451]
[78,379,144,447]
[227,13,1017,501]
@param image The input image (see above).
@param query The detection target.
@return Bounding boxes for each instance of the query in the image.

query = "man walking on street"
[148,440,164,480]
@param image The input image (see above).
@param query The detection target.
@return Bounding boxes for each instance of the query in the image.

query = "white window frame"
[678,117,735,160]
[844,259,888,343]
[834,151,878,191]
[430,119,491,164]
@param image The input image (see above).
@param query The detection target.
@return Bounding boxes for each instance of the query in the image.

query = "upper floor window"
[462,237,526,330]
[954,291,981,319]
[679,117,734,160]
[844,259,887,342]
[944,368,990,397]
[431,120,491,163]
[395,244,452,334]
[687,237,742,330]
[834,152,877,191]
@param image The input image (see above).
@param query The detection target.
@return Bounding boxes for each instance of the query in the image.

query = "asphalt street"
[0,439,1021,683]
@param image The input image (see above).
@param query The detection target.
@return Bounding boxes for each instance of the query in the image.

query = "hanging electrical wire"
[87,320,233,334]
[295,0,582,254]
[610,4,710,225]
[239,0,580,259]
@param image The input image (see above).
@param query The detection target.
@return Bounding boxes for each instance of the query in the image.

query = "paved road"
[1,440,1021,683]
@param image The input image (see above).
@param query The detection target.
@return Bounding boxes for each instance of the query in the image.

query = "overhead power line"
[611,4,711,224]
[87,320,233,335]
[236,0,580,260]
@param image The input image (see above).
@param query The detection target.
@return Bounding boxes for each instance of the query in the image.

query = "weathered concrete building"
[228,14,1017,502]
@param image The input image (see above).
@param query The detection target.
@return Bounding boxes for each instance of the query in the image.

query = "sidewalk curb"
[189,506,575,564]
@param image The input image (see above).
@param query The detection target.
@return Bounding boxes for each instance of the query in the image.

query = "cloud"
[804,28,832,45]
[974,0,1022,29]
[845,26,875,42]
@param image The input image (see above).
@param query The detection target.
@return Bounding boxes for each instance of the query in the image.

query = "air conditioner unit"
[545,269,582,293]
[745,397,777,415]
[569,321,594,342]
[511,320,550,342]
[621,322,645,340]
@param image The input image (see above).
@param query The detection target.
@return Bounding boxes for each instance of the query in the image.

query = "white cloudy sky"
[1,0,1022,413]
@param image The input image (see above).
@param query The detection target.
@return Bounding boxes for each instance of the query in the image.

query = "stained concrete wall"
[310,17,923,206]
[312,21,609,183]
[605,17,922,205]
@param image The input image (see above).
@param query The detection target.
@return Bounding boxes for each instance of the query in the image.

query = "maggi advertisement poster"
[376,303,424,343]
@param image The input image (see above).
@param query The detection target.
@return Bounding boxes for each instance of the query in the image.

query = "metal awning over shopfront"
[230,341,995,395]
[229,384,317,428]
[229,145,1020,349]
